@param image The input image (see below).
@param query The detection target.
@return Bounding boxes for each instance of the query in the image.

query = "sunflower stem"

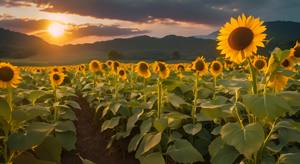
[234,89,244,128]
[192,73,199,124]
[213,77,217,99]
[53,85,59,121]
[157,78,162,118]
[247,57,258,94]
[143,78,147,103]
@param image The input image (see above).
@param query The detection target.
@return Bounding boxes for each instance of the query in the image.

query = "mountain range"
[0,21,300,64]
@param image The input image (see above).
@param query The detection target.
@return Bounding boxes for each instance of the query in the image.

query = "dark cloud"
[72,25,148,38]
[1,0,300,25]
[0,18,148,38]
[0,0,269,25]
[0,18,51,33]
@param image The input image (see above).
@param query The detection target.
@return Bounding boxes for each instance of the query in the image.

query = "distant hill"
[0,28,59,59]
[0,21,299,64]
[62,35,218,61]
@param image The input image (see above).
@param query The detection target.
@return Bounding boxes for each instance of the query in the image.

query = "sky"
[0,0,299,45]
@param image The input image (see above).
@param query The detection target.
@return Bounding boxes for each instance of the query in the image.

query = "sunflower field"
[0,15,300,164]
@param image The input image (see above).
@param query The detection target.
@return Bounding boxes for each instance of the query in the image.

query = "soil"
[61,96,138,164]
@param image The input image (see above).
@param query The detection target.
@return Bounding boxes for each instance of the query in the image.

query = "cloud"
[0,0,273,25]
[0,17,148,37]
[0,18,51,33]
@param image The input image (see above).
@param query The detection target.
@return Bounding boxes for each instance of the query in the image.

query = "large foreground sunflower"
[192,57,208,76]
[50,72,65,86]
[135,61,151,78]
[217,14,267,63]
[0,63,21,88]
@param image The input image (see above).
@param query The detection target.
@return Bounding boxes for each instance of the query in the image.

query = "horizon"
[0,0,299,45]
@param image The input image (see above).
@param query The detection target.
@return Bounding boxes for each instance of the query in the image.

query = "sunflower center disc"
[158,63,166,72]
[0,66,14,82]
[92,62,99,69]
[282,59,290,67]
[255,60,265,70]
[53,74,60,81]
[228,27,254,50]
[212,63,220,71]
[139,63,148,72]
[119,70,125,76]
[195,61,204,71]
[294,47,300,58]
[178,65,184,71]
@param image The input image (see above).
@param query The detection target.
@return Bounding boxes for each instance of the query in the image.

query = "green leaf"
[55,121,76,133]
[27,90,46,105]
[167,93,187,108]
[167,112,190,129]
[221,122,264,158]
[35,136,62,163]
[166,139,204,163]
[139,152,165,164]
[14,152,55,164]
[0,97,11,121]
[208,137,239,164]
[110,103,121,115]
[55,131,76,151]
[101,116,121,132]
[12,106,50,123]
[278,91,300,107]
[8,122,54,151]
[153,118,168,132]
[183,123,202,135]
[278,153,300,164]
[140,118,153,135]
[128,134,143,152]
[127,109,144,131]
[79,156,96,164]
[243,94,292,120]
[135,132,162,158]
[65,100,81,109]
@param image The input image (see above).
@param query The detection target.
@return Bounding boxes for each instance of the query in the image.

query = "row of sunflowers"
[0,14,300,164]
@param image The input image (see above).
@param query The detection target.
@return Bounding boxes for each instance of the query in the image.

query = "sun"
[48,23,65,37]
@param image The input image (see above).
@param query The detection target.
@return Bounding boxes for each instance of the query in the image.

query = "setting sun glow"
[47,23,65,37]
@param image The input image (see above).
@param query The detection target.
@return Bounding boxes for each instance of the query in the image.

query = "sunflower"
[135,61,151,78]
[176,64,185,72]
[154,61,170,79]
[290,41,300,63]
[281,56,294,70]
[209,60,223,77]
[267,73,289,92]
[117,68,127,80]
[89,60,101,73]
[78,64,86,72]
[0,63,21,88]
[217,14,267,63]
[106,60,113,67]
[253,55,267,71]
[51,66,61,73]
[100,63,108,73]
[50,72,65,86]
[192,57,208,76]
[112,61,121,74]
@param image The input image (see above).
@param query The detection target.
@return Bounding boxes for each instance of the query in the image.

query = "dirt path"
[61,96,138,164]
